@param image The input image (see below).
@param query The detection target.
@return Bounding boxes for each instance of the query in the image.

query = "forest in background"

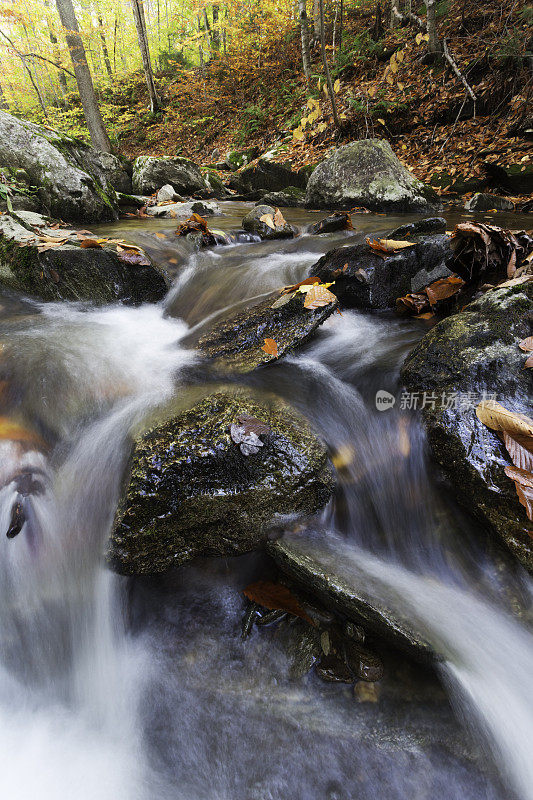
[0,0,531,199]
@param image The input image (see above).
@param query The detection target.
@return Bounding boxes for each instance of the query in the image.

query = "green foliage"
[159,49,191,70]
[332,31,384,78]
[235,101,268,143]
[519,5,533,25]
[435,0,452,19]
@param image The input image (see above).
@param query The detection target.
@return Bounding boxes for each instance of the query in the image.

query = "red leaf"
[243,580,315,625]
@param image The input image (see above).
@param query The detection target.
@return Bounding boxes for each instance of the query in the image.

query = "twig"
[442,38,477,106]
[391,7,426,30]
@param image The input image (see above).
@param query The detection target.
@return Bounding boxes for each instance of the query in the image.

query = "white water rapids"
[0,213,532,800]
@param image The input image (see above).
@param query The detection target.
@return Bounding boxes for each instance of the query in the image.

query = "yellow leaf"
[396,49,405,62]
[293,127,304,141]
[415,32,423,45]
[390,59,398,73]
[316,122,327,133]
[308,109,320,124]
[333,79,341,93]
[259,214,276,230]
[377,118,386,125]
[299,281,333,293]
[397,82,405,90]
[303,284,337,309]
[300,116,309,129]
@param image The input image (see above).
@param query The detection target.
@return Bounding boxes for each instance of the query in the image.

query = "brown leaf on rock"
[366,237,415,256]
[476,400,533,438]
[273,208,286,228]
[519,337,533,352]
[176,213,209,236]
[243,580,314,625]
[503,432,533,473]
[503,465,533,522]
[425,275,465,306]
[524,353,533,370]
[117,249,151,266]
[79,239,103,249]
[261,337,278,356]
[280,277,321,295]
[259,213,276,230]
[237,414,271,437]
[0,416,47,449]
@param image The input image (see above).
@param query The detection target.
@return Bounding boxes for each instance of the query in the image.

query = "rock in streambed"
[402,280,533,572]
[310,218,452,310]
[0,211,168,303]
[110,392,334,575]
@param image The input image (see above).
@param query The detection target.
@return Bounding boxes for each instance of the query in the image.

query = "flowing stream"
[0,203,532,800]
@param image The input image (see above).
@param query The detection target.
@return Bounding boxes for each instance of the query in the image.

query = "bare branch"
[443,38,477,104]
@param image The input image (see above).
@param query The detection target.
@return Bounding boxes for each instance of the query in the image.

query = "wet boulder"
[311,231,453,309]
[257,187,306,208]
[0,111,120,222]
[401,281,533,573]
[228,158,306,197]
[199,287,337,373]
[132,156,209,196]
[201,169,231,198]
[269,533,435,662]
[305,139,441,213]
[0,212,168,304]
[110,392,334,575]
[307,212,354,236]
[156,184,183,203]
[242,205,296,240]
[464,193,514,212]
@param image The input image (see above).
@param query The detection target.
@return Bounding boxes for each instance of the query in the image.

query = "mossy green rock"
[224,147,259,171]
[0,112,124,221]
[401,282,533,572]
[0,212,168,303]
[110,392,334,575]
[306,139,441,212]
[257,187,306,207]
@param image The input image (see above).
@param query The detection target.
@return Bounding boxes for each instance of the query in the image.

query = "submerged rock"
[402,282,533,572]
[311,231,453,309]
[242,205,296,240]
[132,156,209,196]
[0,111,121,221]
[198,288,337,372]
[110,392,334,575]
[0,212,168,303]
[305,139,441,213]
[269,533,435,661]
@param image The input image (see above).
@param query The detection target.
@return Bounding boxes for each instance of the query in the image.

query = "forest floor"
[45,0,533,201]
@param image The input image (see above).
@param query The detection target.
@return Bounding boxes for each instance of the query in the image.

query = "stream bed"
[0,202,532,800]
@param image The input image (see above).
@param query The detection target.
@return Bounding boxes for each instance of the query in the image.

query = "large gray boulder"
[132,156,209,196]
[110,392,334,575]
[0,112,125,221]
[0,211,168,303]
[402,281,533,573]
[306,139,441,212]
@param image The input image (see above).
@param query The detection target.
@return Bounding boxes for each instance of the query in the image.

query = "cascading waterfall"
[0,208,532,800]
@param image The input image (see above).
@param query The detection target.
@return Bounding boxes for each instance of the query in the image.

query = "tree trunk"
[0,83,9,110]
[318,0,341,128]
[98,15,114,81]
[44,0,68,99]
[298,0,311,79]
[212,4,220,49]
[390,0,399,27]
[55,0,111,151]
[425,0,441,54]
[313,0,320,40]
[131,0,161,113]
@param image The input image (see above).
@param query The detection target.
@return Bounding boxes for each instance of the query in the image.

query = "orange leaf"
[262,338,278,357]
[79,239,103,249]
[243,580,315,625]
